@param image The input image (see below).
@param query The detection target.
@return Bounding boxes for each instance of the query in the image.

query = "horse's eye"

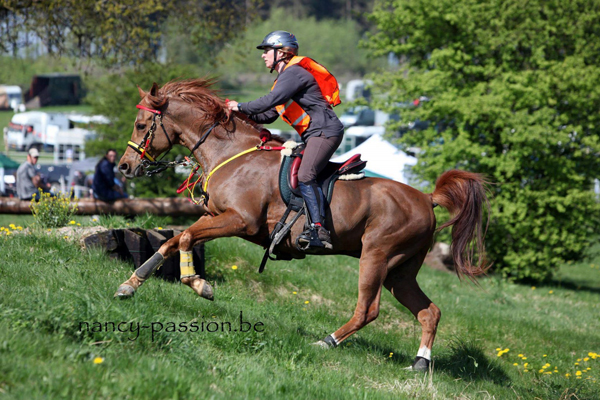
[136,123,146,131]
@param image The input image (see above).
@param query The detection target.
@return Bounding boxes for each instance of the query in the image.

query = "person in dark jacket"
[227,31,344,251]
[92,149,128,201]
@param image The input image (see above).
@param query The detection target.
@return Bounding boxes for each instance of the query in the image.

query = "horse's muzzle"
[119,162,144,178]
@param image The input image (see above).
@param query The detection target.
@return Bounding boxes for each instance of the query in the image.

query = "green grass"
[1,219,599,399]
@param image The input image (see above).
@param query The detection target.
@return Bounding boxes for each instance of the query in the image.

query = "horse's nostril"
[119,163,129,171]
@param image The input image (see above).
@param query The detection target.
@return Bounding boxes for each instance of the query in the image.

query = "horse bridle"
[127,104,220,176]
[127,105,173,163]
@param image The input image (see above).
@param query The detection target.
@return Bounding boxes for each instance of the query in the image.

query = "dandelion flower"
[548,290,553,294]
[69,220,76,225]
[304,300,309,304]
[576,371,582,376]
[231,265,238,270]
[543,354,547,357]
[292,291,297,295]
[157,227,163,230]
[584,357,589,361]
[93,357,104,364]
[9,224,16,229]
[389,353,393,357]
[531,287,536,290]
[513,363,518,366]
[518,354,524,357]
[565,373,571,377]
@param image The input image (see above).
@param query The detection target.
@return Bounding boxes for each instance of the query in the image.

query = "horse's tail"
[430,170,491,280]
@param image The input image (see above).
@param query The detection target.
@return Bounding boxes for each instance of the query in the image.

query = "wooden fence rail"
[0,197,206,216]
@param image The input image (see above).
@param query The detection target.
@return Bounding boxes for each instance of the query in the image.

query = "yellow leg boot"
[179,250,214,301]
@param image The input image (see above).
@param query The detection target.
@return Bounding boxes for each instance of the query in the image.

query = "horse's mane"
[145,78,284,143]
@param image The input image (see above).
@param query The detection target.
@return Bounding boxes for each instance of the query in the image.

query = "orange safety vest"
[271,56,341,136]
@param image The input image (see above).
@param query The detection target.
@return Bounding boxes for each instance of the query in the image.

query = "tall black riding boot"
[297,182,332,251]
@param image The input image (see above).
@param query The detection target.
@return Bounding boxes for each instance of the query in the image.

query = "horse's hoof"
[409,356,430,372]
[181,276,214,301]
[311,340,332,349]
[114,284,135,299]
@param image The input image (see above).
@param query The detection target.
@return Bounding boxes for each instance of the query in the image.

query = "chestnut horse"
[115,79,489,371]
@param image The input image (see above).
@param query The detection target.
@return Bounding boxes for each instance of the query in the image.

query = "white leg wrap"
[417,346,431,360]
[180,250,195,278]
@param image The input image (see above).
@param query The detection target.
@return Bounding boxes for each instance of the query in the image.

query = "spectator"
[92,149,128,201]
[16,148,50,200]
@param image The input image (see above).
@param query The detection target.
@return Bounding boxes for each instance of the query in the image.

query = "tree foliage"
[0,0,259,66]
[217,8,379,81]
[366,0,600,281]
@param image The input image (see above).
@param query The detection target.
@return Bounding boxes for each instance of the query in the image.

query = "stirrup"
[296,226,326,252]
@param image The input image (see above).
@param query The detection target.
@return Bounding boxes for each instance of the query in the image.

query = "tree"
[366,0,600,281]
[0,0,260,66]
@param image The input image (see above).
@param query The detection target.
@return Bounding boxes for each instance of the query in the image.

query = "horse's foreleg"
[176,211,248,300]
[383,251,440,372]
[114,233,183,298]
[314,246,387,348]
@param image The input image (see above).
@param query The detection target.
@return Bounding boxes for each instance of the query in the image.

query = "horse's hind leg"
[383,250,441,372]
[114,233,183,298]
[315,245,388,348]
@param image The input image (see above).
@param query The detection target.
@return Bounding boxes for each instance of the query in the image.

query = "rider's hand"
[226,100,239,111]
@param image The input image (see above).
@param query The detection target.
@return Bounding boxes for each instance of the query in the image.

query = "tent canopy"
[332,134,417,184]
[0,153,20,169]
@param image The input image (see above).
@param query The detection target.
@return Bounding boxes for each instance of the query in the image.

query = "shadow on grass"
[546,278,600,295]
[434,340,511,384]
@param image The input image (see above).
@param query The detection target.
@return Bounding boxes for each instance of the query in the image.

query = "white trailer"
[4,111,71,151]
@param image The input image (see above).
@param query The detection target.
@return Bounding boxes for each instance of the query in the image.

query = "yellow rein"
[202,146,260,192]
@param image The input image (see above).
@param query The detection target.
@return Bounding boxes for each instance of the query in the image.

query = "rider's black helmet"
[256,31,299,51]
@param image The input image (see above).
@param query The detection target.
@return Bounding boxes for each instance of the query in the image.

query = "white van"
[4,111,71,151]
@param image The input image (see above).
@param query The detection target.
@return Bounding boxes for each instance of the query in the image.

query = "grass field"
[1,215,599,399]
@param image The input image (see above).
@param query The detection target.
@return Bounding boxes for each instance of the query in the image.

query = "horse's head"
[119,82,180,178]
[119,79,232,178]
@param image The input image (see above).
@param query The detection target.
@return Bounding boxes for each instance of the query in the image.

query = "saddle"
[259,146,367,273]
[278,145,368,210]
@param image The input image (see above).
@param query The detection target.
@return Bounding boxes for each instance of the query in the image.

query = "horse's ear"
[150,82,159,97]
[137,85,146,99]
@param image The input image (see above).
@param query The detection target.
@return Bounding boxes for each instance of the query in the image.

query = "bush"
[366,0,600,281]
[30,189,78,229]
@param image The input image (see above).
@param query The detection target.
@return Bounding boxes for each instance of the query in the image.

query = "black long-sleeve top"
[238,65,344,141]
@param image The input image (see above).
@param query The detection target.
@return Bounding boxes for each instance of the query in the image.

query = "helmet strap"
[270,49,289,74]
[270,48,278,74]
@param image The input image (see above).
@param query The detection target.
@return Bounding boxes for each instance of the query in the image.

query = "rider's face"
[261,48,275,69]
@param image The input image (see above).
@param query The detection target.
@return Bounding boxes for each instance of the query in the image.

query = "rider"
[227,30,344,251]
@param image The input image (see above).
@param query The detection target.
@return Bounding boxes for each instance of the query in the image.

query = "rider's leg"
[297,133,343,249]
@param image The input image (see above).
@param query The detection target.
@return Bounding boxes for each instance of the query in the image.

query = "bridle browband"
[128,104,220,176]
